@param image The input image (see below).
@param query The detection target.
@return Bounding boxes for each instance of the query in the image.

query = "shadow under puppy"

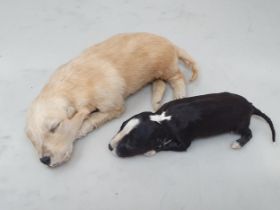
[109,92,275,157]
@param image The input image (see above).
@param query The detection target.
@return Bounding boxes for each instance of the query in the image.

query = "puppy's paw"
[174,94,185,100]
[231,141,241,149]
[144,150,157,157]
[76,121,94,139]
[152,101,161,111]
[76,131,87,140]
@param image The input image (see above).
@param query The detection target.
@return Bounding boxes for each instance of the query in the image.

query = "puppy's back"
[158,92,253,138]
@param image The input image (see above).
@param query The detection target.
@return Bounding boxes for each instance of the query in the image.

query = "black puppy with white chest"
[109,92,275,157]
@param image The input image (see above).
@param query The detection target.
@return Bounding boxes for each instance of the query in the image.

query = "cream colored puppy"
[26,33,198,167]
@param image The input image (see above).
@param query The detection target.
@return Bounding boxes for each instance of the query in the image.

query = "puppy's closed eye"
[49,122,61,133]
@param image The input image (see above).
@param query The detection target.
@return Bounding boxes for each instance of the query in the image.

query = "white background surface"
[0,0,280,210]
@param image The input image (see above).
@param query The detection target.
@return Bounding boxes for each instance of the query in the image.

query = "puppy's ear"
[65,106,77,119]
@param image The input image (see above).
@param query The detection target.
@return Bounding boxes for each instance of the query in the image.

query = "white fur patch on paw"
[144,150,157,157]
[231,141,241,149]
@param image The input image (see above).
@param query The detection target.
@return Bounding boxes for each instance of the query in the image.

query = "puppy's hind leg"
[152,80,166,111]
[168,70,186,99]
[231,128,252,149]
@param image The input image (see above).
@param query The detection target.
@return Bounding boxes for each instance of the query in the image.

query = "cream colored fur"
[26,32,198,167]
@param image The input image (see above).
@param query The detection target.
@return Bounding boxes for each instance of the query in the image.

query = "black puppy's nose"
[40,156,51,165]
[108,144,113,151]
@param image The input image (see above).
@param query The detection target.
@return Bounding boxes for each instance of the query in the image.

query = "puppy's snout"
[40,156,51,165]
[108,144,113,151]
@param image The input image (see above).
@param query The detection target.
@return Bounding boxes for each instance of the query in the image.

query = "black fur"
[112,92,275,157]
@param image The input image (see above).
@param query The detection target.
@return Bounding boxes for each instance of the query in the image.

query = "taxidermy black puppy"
[109,92,275,157]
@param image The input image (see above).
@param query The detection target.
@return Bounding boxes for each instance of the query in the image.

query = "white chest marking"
[110,118,140,149]
[150,112,171,123]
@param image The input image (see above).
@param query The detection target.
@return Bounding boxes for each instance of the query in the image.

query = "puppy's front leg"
[76,107,124,139]
[161,140,191,152]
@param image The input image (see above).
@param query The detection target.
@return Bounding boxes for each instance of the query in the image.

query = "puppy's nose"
[108,144,113,151]
[40,156,51,165]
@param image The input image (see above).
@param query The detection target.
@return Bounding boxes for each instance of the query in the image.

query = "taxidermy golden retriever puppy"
[26,32,198,167]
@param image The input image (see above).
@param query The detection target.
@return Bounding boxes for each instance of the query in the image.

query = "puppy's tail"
[253,106,276,142]
[176,47,198,81]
